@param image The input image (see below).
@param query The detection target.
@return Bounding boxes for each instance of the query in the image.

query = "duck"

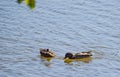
[40,48,55,57]
[64,51,92,59]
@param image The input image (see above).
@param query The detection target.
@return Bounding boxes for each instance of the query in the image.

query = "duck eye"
[46,49,49,51]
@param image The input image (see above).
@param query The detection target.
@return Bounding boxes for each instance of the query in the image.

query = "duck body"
[40,48,55,57]
[64,51,92,59]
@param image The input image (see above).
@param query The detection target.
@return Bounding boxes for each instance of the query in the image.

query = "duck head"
[40,48,55,57]
[64,52,74,59]
[40,48,49,52]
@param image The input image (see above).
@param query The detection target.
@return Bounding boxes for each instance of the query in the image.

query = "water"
[0,0,120,77]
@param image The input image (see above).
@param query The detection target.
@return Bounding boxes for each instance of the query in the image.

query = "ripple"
[0,0,120,77]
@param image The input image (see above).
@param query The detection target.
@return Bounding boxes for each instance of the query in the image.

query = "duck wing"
[75,52,92,59]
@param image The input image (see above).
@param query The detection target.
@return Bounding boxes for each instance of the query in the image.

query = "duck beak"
[64,57,69,59]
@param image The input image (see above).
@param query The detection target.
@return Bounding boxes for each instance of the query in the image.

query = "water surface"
[0,0,120,77]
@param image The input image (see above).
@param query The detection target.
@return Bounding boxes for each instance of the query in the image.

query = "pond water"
[0,0,120,77]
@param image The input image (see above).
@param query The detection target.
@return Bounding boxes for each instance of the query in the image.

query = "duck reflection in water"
[40,48,55,67]
[64,51,92,63]
[40,56,52,62]
[40,56,53,67]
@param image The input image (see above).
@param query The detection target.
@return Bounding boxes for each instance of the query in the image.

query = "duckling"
[64,51,92,59]
[40,48,55,57]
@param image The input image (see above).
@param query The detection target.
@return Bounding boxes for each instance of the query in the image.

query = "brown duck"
[64,51,92,59]
[40,48,55,57]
